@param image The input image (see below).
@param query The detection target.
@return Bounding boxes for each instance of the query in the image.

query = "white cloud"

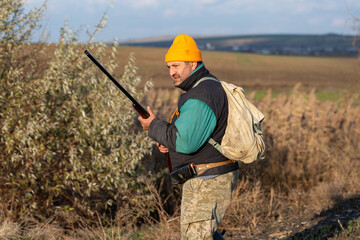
[195,0,218,6]
[23,0,358,42]
[208,0,347,15]
[24,0,111,6]
[129,0,160,9]
[23,0,44,4]
[163,9,175,17]
[307,17,324,26]
[332,18,346,27]
[199,0,218,3]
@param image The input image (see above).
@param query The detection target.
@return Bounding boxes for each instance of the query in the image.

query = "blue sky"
[24,0,360,43]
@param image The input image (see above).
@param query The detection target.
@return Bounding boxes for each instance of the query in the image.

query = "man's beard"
[172,73,180,79]
[172,73,181,85]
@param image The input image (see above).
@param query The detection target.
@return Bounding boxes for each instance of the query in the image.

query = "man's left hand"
[138,106,156,130]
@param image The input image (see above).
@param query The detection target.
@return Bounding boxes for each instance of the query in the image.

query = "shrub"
[0,0,154,223]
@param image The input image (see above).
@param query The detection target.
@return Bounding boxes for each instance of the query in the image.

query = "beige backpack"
[194,77,265,163]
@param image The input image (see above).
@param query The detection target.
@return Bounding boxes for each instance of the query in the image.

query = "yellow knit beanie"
[165,34,202,63]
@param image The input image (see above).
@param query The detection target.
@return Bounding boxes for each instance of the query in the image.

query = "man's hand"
[156,142,169,153]
[138,106,156,130]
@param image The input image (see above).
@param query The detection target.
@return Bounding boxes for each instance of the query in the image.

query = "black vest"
[167,65,238,176]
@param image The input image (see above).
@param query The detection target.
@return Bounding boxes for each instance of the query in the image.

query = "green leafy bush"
[0,0,154,222]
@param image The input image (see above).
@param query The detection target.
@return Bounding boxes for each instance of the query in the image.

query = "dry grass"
[141,84,360,239]
[2,83,358,239]
[2,44,360,239]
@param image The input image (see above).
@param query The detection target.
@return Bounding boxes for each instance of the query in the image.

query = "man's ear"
[191,62,198,71]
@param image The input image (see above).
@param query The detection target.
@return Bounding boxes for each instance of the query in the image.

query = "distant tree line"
[121,34,359,57]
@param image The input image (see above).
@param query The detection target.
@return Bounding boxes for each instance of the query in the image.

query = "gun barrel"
[85,50,172,173]
[84,50,150,119]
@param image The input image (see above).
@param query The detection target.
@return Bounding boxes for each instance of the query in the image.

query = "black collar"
[176,64,211,92]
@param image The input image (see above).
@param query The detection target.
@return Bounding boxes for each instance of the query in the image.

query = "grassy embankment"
[109,45,359,94]
[41,44,359,98]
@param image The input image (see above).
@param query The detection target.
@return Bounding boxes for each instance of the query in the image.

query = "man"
[138,34,239,240]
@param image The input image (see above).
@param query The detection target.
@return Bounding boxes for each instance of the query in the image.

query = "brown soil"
[108,45,360,93]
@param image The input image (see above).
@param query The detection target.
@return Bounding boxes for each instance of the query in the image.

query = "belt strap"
[196,160,235,175]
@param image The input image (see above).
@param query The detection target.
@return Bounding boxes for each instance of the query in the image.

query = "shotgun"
[84,50,173,173]
[84,50,150,119]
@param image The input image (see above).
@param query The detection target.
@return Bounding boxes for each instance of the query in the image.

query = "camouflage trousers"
[180,170,239,240]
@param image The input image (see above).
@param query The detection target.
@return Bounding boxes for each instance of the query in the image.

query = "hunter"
[138,34,239,240]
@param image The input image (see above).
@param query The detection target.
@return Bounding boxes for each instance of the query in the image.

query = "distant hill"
[119,34,359,57]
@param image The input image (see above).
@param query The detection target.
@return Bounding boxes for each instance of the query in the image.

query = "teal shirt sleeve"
[174,99,217,154]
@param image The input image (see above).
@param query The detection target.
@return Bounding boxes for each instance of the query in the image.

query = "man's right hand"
[138,106,156,130]
[156,142,169,153]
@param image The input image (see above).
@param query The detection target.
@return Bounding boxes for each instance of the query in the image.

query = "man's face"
[167,61,197,86]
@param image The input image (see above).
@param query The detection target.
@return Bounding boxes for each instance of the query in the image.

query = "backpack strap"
[192,77,224,155]
[208,137,223,154]
[193,77,219,88]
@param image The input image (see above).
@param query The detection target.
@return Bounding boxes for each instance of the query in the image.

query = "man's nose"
[169,68,176,76]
